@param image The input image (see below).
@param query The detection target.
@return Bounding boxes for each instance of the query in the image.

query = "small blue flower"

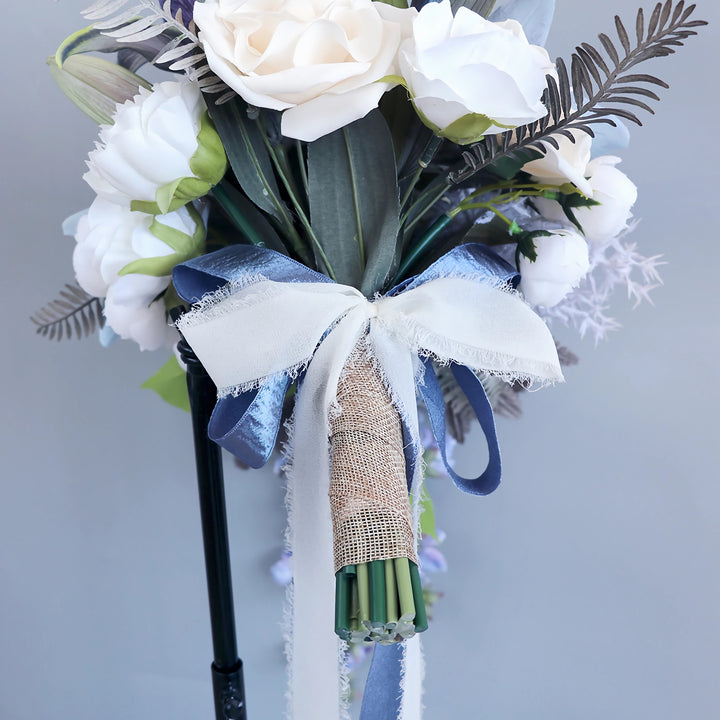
[270,551,293,586]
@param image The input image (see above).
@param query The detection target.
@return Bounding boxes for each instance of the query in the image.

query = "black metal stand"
[177,333,247,720]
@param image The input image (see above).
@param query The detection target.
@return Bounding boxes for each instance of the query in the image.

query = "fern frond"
[450,1,706,184]
[81,0,230,96]
[30,284,104,341]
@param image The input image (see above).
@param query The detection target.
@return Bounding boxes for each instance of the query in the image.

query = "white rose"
[522,129,593,196]
[573,156,637,241]
[72,199,203,349]
[519,229,590,308]
[194,0,415,141]
[104,276,179,351]
[84,80,226,213]
[398,0,554,144]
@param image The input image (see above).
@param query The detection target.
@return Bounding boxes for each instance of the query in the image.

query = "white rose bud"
[522,129,593,196]
[398,0,555,144]
[72,198,204,350]
[573,156,637,241]
[519,229,590,308]
[194,0,416,141]
[84,80,226,214]
[104,276,179,352]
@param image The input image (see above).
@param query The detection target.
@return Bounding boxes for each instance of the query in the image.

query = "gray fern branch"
[82,0,228,93]
[30,284,104,341]
[451,0,706,184]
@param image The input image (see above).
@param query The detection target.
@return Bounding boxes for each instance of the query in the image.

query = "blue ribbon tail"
[359,643,403,720]
[419,360,502,495]
[208,373,292,467]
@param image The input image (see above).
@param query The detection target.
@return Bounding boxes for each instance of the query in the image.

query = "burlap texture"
[329,345,418,572]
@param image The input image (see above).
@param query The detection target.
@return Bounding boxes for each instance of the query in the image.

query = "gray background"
[2,1,719,718]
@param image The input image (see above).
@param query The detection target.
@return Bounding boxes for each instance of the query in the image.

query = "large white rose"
[573,156,637,241]
[84,80,226,213]
[519,229,590,308]
[73,198,203,350]
[522,129,593,196]
[193,0,415,141]
[397,0,554,144]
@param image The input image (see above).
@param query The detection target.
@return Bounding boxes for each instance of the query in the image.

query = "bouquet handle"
[177,325,247,720]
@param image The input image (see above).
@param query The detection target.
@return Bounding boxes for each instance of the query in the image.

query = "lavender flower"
[418,532,448,578]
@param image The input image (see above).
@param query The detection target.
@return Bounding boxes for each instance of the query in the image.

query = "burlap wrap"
[329,345,418,572]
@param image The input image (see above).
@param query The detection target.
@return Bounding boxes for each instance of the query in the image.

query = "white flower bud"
[84,80,226,213]
[574,157,637,241]
[519,229,590,308]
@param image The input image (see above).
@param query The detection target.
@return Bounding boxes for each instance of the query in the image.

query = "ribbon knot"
[173,243,563,720]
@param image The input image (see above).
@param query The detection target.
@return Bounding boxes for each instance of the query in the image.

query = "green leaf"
[487,148,544,180]
[419,488,438,541]
[307,111,400,295]
[207,96,284,223]
[189,112,229,188]
[516,229,553,262]
[211,182,289,254]
[440,113,494,145]
[47,53,150,125]
[119,208,205,276]
[141,355,190,412]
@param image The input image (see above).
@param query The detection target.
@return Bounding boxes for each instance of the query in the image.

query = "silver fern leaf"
[81,0,231,96]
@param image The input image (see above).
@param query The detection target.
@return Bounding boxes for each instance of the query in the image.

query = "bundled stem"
[329,345,427,643]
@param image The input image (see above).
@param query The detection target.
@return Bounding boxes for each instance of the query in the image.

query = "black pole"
[177,329,247,720]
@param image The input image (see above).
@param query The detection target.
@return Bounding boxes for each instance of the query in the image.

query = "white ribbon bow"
[178,274,562,720]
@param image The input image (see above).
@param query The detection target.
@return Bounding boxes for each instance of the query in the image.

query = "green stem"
[394,557,415,624]
[334,570,351,641]
[399,135,444,212]
[401,176,450,233]
[385,559,398,626]
[211,182,265,247]
[357,562,370,629]
[394,214,452,283]
[257,121,337,281]
[409,562,428,633]
[295,140,309,197]
[369,560,387,627]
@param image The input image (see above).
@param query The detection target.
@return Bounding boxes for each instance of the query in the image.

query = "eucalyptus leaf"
[490,0,556,47]
[307,111,400,295]
[47,53,150,124]
[207,96,284,223]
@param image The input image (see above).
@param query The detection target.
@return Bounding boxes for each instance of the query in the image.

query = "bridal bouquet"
[34,0,704,717]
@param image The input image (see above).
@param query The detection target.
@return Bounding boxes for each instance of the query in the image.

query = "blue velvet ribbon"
[173,243,519,719]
